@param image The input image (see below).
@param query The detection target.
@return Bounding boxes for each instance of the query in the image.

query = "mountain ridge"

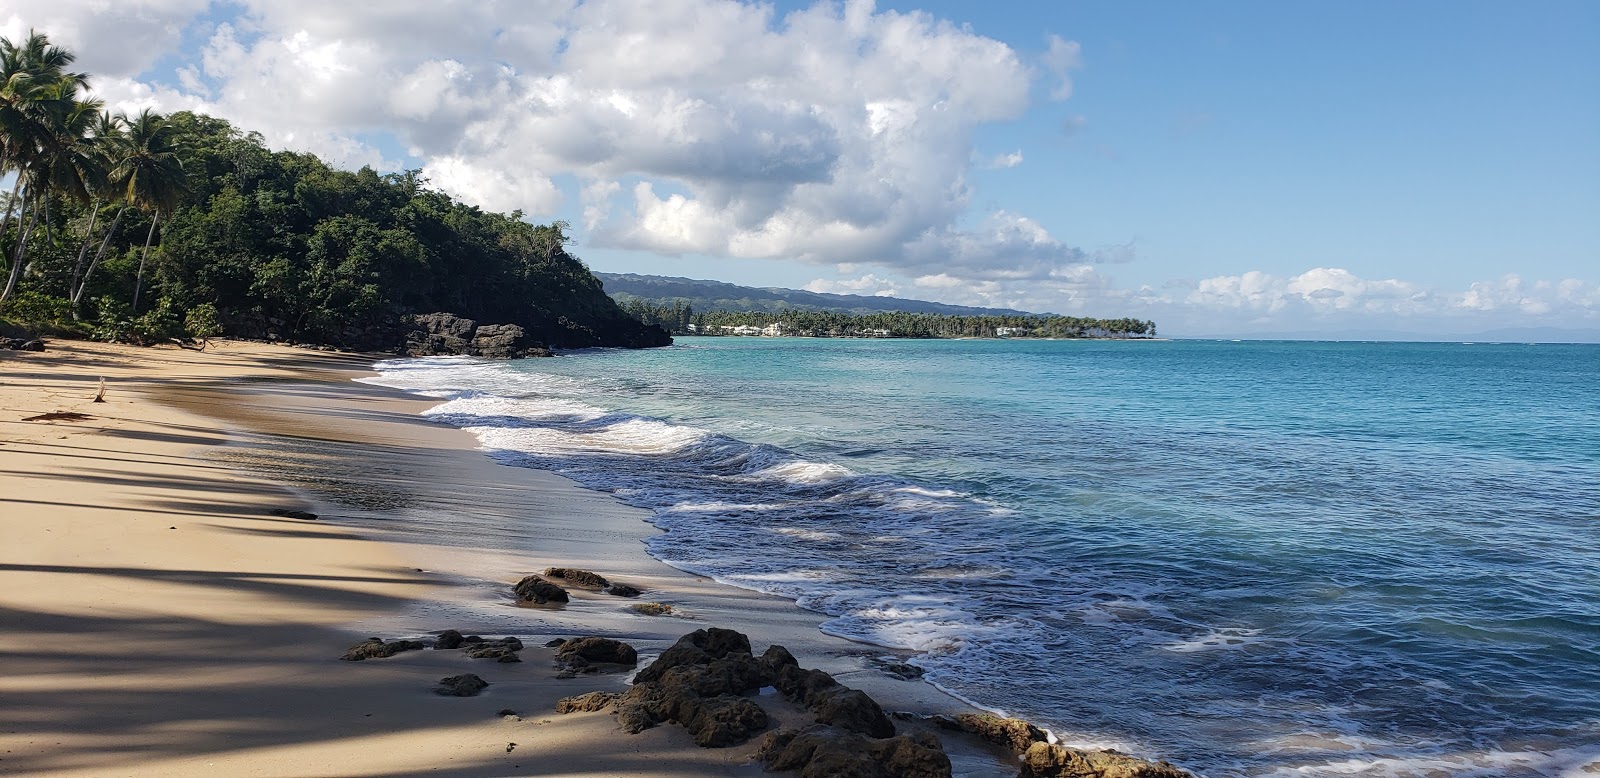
[594,272,1038,317]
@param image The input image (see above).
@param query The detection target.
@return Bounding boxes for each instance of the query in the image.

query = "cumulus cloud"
[30,0,1094,279]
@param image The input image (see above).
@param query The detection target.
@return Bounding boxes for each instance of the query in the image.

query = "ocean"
[365,337,1600,777]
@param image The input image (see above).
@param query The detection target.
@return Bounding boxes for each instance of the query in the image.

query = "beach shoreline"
[0,339,1017,777]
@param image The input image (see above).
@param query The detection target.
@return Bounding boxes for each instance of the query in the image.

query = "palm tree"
[67,111,125,309]
[114,109,185,314]
[0,30,92,306]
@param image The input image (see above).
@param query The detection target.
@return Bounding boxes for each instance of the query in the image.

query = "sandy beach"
[0,340,1015,777]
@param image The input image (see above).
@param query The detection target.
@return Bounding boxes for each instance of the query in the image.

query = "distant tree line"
[0,31,663,349]
[618,298,1156,339]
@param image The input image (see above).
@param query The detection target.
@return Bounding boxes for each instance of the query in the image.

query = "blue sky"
[7,0,1597,336]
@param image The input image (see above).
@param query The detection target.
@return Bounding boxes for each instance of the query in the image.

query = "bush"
[184,303,222,340]
[92,296,184,345]
[0,291,74,323]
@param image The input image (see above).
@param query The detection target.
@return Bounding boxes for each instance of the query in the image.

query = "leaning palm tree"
[114,108,185,314]
[66,110,123,308]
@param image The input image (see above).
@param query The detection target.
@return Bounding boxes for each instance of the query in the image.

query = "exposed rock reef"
[555,627,933,766]
[546,627,1194,778]
[404,313,552,359]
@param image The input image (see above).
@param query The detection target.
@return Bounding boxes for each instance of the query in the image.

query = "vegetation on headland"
[0,31,666,350]
[598,271,1036,317]
[620,297,1158,339]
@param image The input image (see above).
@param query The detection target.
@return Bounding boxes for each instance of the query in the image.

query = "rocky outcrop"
[605,583,644,598]
[513,575,570,604]
[942,712,1195,778]
[404,313,552,359]
[340,637,426,660]
[1018,743,1194,778]
[464,637,524,662]
[952,713,1049,755]
[758,724,953,778]
[555,636,638,666]
[555,691,619,713]
[552,627,914,756]
[436,674,489,697]
[435,629,465,649]
[542,566,645,597]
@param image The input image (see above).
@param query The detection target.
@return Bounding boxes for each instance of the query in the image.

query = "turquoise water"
[369,338,1600,776]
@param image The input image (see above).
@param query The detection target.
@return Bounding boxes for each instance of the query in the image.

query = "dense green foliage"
[0,32,665,349]
[598,271,1035,317]
[620,297,1156,339]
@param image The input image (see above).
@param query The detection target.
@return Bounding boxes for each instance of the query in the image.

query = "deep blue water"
[368,338,1600,777]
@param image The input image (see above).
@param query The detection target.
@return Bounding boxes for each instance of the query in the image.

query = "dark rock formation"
[953,713,1048,755]
[435,673,489,697]
[543,567,609,588]
[758,724,953,778]
[677,694,769,747]
[605,583,644,598]
[404,313,552,359]
[435,630,464,650]
[268,508,318,520]
[1019,742,1195,778]
[555,691,619,713]
[553,627,908,755]
[809,687,896,739]
[340,638,426,661]
[513,575,569,604]
[464,637,524,662]
[555,636,638,666]
[633,627,753,683]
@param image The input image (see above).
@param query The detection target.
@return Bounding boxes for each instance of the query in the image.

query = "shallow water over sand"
[367,338,1600,777]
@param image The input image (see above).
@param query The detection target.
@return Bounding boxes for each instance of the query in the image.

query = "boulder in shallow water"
[435,673,489,697]
[953,712,1047,755]
[513,575,569,604]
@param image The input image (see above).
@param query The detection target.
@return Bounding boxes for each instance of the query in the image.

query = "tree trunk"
[72,205,125,308]
[131,212,160,315]
[69,200,102,294]
[0,192,41,307]
[0,176,22,263]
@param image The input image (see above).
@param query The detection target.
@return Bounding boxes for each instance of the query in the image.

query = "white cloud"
[982,150,1024,169]
[28,0,1080,279]
[804,274,899,297]
[1042,34,1082,101]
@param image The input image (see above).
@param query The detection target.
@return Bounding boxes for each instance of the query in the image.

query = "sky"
[6,0,1597,337]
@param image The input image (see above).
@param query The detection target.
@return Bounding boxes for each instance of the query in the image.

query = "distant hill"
[594,272,1037,316]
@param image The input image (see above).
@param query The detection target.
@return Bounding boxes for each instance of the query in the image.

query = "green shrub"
[184,303,222,340]
[0,291,74,324]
